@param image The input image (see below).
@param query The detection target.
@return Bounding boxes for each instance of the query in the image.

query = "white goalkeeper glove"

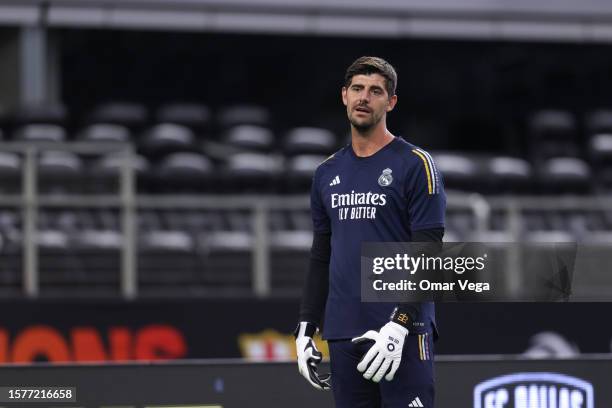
[351,321,408,383]
[294,322,331,390]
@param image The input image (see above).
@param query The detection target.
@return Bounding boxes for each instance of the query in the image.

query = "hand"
[295,322,331,390]
[351,321,408,382]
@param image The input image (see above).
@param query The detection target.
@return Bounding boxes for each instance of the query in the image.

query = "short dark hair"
[344,56,397,97]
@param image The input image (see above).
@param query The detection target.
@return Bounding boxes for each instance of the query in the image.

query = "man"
[294,56,446,407]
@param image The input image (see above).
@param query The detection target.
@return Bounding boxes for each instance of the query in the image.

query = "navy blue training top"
[311,136,446,340]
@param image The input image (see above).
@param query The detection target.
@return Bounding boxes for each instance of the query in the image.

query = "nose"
[358,90,370,104]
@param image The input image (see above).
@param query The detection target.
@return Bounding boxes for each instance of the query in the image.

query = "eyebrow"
[350,83,385,92]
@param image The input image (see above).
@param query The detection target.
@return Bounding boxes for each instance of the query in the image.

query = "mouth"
[354,106,371,114]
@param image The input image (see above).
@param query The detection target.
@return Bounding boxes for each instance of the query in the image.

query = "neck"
[351,123,395,157]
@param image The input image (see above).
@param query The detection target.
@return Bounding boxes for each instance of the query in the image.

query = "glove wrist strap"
[390,306,412,330]
[294,321,317,338]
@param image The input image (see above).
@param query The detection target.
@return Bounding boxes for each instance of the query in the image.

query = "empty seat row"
[0,209,313,234]
[530,109,612,138]
[448,210,612,237]
[0,208,611,249]
[435,153,612,193]
[1,147,611,194]
[1,123,340,158]
[529,109,612,159]
[0,150,330,193]
[0,102,274,130]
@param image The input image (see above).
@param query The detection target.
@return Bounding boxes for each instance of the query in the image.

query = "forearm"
[298,232,331,327]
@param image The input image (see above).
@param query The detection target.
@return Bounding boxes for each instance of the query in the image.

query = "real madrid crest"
[378,168,393,186]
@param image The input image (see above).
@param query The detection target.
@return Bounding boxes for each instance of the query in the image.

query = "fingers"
[297,343,331,391]
[351,330,378,344]
[318,372,332,390]
[307,363,332,390]
[372,358,392,383]
[385,359,400,382]
[298,360,324,390]
[363,353,384,380]
[356,345,379,372]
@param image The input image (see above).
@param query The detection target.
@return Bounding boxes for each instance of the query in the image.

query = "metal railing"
[0,142,136,298]
[1,142,612,298]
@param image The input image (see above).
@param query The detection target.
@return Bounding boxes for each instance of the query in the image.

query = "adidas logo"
[329,175,341,186]
[408,396,424,407]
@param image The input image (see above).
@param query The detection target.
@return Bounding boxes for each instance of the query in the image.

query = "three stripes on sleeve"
[411,148,440,195]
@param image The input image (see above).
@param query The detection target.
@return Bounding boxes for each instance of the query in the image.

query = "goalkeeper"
[295,56,446,408]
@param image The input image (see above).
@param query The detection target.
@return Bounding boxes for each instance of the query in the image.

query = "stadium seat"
[585,109,612,134]
[286,154,326,192]
[432,152,483,192]
[156,102,211,130]
[270,230,312,293]
[72,229,123,249]
[590,133,612,160]
[486,156,532,193]
[201,139,245,161]
[287,154,325,175]
[156,152,214,192]
[283,127,337,155]
[446,212,476,236]
[529,110,579,159]
[0,152,21,193]
[37,229,84,292]
[140,230,194,252]
[198,231,253,292]
[201,230,252,252]
[77,123,131,142]
[160,210,224,233]
[588,133,612,191]
[224,125,274,152]
[92,152,150,177]
[224,152,283,192]
[270,230,312,251]
[217,105,270,128]
[139,230,198,292]
[537,157,591,194]
[13,124,66,142]
[36,229,69,249]
[88,102,148,128]
[37,151,83,193]
[139,123,197,157]
[530,110,575,134]
[525,230,575,243]
[70,229,122,287]
[89,152,150,192]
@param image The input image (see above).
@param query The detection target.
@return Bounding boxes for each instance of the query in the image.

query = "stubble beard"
[348,111,382,135]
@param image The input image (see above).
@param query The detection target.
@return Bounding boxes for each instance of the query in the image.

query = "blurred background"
[0,0,612,405]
